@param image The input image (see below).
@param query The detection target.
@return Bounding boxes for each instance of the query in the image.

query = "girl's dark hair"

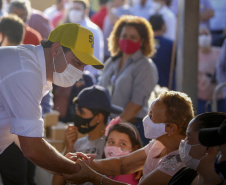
[106,122,143,150]
[194,112,226,131]
[40,40,71,53]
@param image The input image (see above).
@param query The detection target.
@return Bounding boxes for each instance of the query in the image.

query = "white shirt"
[0,45,52,154]
[80,17,104,77]
[149,5,177,40]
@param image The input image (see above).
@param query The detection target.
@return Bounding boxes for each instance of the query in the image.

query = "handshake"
[53,152,99,185]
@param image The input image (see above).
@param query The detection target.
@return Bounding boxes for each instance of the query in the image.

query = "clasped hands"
[63,152,97,184]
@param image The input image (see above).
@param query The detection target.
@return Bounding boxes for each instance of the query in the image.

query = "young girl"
[104,117,143,185]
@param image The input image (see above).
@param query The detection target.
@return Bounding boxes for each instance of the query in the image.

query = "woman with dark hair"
[167,112,226,185]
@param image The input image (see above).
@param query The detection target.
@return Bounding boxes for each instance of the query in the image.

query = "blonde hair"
[108,15,156,57]
[158,91,194,135]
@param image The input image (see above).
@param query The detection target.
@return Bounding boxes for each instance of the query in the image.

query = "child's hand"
[82,154,96,165]
[65,124,78,152]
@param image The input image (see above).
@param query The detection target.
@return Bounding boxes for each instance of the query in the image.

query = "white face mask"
[151,1,162,11]
[52,47,83,87]
[179,139,207,170]
[68,9,84,23]
[142,115,167,139]
[198,35,212,48]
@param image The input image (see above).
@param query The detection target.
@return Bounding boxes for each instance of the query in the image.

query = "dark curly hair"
[108,15,156,57]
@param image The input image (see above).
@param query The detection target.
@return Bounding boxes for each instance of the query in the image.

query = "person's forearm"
[52,174,66,185]
[85,162,129,185]
[200,9,214,22]
[19,136,80,174]
[120,102,142,122]
[89,157,123,176]
[89,150,145,176]
[92,173,129,185]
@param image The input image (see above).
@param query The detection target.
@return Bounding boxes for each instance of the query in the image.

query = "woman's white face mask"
[142,115,167,139]
[52,47,83,87]
[179,139,207,170]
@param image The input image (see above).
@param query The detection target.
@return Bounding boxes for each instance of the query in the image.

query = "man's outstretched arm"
[18,136,81,175]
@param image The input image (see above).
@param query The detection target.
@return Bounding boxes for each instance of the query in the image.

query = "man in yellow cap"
[0,23,104,184]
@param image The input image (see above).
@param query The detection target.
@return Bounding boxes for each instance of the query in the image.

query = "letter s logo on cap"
[89,35,94,48]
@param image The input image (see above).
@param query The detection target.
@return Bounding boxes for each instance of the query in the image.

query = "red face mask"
[118,39,141,54]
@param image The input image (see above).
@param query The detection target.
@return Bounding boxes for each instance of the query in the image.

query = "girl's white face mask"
[52,47,83,87]
[142,115,167,139]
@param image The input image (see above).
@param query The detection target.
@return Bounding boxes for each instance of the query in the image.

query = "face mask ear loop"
[192,143,201,147]
[61,46,68,65]
[200,152,208,161]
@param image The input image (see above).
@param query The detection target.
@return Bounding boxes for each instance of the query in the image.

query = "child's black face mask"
[73,114,97,134]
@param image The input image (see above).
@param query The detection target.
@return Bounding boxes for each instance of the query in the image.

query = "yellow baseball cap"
[48,23,104,70]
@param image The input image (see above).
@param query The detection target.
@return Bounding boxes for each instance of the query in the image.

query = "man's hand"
[65,152,96,163]
[63,159,96,184]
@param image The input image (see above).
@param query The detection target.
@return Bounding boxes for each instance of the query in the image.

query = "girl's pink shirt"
[112,174,139,185]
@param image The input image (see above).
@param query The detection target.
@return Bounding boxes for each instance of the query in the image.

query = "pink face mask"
[104,146,131,158]
[118,39,141,54]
